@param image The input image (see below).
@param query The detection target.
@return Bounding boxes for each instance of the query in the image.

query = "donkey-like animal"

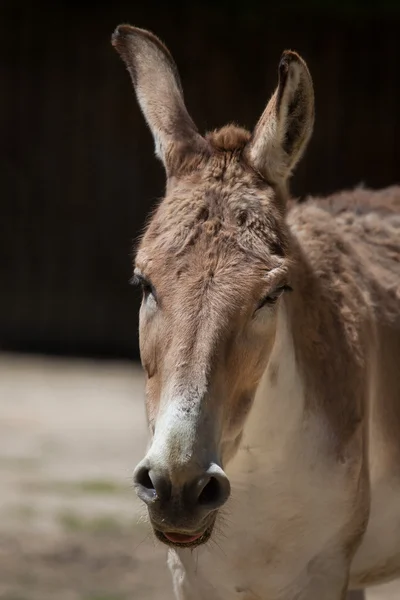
[112,25,400,600]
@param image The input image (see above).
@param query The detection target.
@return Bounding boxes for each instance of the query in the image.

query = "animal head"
[112,25,314,547]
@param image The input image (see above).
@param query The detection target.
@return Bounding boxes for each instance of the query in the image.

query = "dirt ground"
[0,353,398,600]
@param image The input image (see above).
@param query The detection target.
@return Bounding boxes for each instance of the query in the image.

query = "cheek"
[221,317,278,437]
[139,318,161,426]
[228,393,254,432]
[139,313,159,378]
[145,375,161,430]
[235,318,278,387]
[139,308,175,430]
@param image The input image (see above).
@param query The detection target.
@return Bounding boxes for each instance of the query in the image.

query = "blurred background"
[0,1,399,599]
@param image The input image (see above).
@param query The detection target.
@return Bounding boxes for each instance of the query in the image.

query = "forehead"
[136,144,288,279]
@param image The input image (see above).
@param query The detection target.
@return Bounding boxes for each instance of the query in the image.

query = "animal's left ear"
[246,51,314,185]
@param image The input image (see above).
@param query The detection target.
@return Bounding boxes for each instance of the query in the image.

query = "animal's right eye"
[130,273,157,304]
[141,280,153,299]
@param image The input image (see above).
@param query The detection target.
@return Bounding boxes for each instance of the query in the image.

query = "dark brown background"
[1,0,399,359]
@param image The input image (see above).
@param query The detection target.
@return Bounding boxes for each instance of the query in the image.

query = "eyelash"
[257,284,292,310]
[130,274,155,299]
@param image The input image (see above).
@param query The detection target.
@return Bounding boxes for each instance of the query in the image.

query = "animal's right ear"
[112,25,208,175]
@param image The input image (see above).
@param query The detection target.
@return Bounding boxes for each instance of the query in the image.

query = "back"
[289,186,400,586]
[288,186,400,329]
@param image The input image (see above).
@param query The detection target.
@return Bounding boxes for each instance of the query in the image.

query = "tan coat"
[112,25,400,600]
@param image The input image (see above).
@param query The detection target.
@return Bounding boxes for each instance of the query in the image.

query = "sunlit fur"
[113,24,400,600]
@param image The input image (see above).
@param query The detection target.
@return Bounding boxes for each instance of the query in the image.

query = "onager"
[112,25,400,600]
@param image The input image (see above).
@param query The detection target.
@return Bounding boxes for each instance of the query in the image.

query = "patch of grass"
[82,595,127,600]
[7,504,37,522]
[75,479,128,494]
[88,516,125,534]
[0,455,41,470]
[58,510,85,532]
[22,478,129,496]
[58,510,128,534]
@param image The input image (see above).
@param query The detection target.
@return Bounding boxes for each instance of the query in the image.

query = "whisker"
[207,535,227,559]
[132,531,152,552]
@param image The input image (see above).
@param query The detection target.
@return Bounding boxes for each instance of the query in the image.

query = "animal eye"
[257,292,280,310]
[256,285,292,312]
[141,280,153,298]
[130,273,156,302]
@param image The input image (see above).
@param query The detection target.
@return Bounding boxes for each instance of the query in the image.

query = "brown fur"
[112,24,400,600]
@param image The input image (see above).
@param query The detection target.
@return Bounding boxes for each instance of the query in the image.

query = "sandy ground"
[0,353,398,600]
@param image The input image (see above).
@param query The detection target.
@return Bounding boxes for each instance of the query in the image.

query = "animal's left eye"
[256,285,292,312]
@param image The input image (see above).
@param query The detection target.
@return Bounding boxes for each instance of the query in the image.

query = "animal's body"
[168,187,400,600]
[111,24,400,600]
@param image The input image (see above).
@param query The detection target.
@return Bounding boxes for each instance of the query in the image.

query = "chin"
[153,516,216,549]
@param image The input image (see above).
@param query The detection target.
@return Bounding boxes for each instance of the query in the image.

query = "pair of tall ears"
[112,25,314,185]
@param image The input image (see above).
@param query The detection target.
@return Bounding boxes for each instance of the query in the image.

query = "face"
[112,23,314,548]
[132,155,292,547]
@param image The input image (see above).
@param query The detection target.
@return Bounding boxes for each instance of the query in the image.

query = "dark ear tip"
[111,25,171,64]
[279,50,302,71]
[111,24,135,48]
[278,50,307,84]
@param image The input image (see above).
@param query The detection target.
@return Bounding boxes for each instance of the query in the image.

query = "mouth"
[153,519,215,548]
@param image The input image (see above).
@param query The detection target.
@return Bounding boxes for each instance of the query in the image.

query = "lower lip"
[163,531,203,544]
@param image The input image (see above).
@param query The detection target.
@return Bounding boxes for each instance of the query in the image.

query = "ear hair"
[246,50,314,188]
[112,25,208,175]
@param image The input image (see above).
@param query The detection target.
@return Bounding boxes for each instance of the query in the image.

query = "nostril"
[133,463,172,505]
[198,477,220,505]
[197,466,231,509]
[135,466,154,491]
[133,464,157,504]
